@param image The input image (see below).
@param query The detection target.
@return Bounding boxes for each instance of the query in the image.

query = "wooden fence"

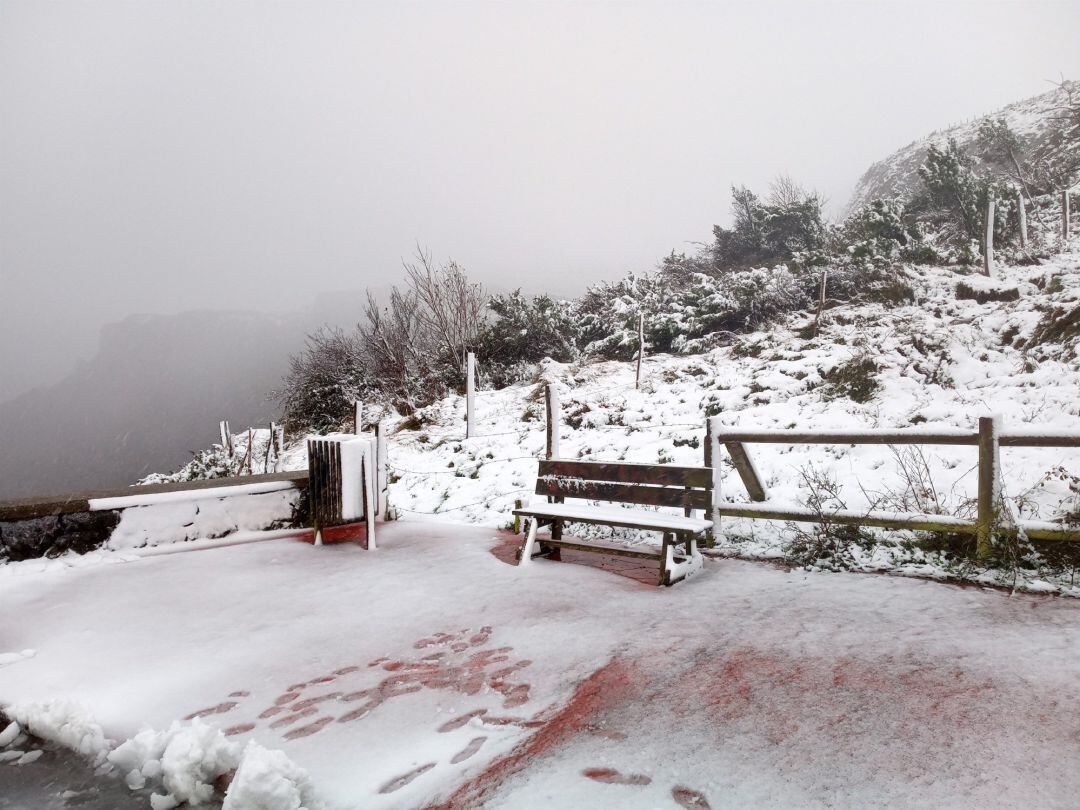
[704,416,1080,556]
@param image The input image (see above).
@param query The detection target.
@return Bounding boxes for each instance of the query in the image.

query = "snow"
[3,524,1080,807]
[88,480,301,511]
[222,741,322,810]
[106,490,299,551]
[517,502,711,532]
[0,650,35,668]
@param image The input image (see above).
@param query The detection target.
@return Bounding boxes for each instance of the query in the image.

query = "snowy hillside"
[246,250,1080,594]
[847,81,1077,213]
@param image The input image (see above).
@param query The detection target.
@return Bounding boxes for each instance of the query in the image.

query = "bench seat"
[513,502,712,534]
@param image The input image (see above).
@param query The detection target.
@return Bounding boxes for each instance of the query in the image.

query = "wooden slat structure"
[306,433,385,549]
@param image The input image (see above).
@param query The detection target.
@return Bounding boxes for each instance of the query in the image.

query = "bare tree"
[402,246,486,372]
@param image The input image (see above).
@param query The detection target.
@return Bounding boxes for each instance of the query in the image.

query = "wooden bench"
[512,459,714,586]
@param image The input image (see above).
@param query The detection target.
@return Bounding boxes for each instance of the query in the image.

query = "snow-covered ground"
[3,524,1080,808]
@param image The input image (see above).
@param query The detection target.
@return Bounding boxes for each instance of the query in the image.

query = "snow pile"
[106,490,299,551]
[222,741,323,810]
[6,700,113,766]
[1,700,321,809]
[109,719,238,804]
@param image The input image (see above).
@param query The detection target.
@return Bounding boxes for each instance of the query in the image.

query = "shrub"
[274,327,370,433]
[477,291,578,386]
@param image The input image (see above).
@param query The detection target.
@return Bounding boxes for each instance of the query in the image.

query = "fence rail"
[0,471,309,522]
[705,416,1080,555]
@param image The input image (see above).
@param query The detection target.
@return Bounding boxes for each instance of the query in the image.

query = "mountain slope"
[847,81,1077,213]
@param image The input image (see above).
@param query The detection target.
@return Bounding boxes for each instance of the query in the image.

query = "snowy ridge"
[847,80,1076,213]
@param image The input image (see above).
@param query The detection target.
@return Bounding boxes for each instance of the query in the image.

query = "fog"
[0,1,1078,495]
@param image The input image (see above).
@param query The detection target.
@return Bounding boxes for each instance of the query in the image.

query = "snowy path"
[2,522,1080,808]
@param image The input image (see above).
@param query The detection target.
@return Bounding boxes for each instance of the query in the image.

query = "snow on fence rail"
[704,416,1080,557]
[0,471,309,561]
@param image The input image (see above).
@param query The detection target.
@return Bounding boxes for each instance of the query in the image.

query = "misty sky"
[2,0,1079,398]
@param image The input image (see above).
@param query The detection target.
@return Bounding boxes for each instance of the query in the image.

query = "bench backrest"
[536,459,713,513]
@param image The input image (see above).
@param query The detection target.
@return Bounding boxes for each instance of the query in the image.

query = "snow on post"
[703,416,721,548]
[374,421,388,519]
[815,270,828,335]
[466,351,476,439]
[635,313,645,389]
[353,401,363,435]
[545,384,560,460]
[983,200,995,277]
[1064,189,1072,243]
[219,420,234,457]
[1017,192,1028,250]
[976,415,1001,559]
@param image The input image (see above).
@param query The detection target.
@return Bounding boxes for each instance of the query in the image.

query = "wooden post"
[1017,192,1028,250]
[264,423,275,473]
[976,415,1001,560]
[1064,189,1072,242]
[245,429,254,475]
[635,313,645,389]
[724,441,768,502]
[703,416,721,548]
[983,200,995,277]
[353,401,363,435]
[274,425,285,473]
[219,421,234,457]
[513,498,523,534]
[466,351,476,439]
[814,270,828,335]
[374,421,388,519]
[545,383,560,460]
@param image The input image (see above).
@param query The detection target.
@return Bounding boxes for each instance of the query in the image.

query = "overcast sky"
[2,0,1079,398]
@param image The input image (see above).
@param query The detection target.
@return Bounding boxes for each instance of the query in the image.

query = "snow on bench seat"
[514,502,712,533]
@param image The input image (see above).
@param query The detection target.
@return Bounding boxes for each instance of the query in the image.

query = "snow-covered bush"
[477,291,578,387]
[274,327,370,433]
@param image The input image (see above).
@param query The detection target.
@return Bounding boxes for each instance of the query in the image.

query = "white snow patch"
[222,741,323,810]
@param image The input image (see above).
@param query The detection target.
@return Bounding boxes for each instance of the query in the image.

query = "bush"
[274,327,370,433]
[477,291,578,386]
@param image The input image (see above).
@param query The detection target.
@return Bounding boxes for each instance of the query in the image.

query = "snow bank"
[109,719,238,803]
[107,489,299,551]
[222,741,323,810]
[6,700,113,766]
[2,700,320,809]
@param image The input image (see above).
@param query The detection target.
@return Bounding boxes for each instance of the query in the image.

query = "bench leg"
[517,519,539,566]
[659,532,673,586]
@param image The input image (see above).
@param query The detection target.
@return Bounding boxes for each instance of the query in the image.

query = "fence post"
[353,401,363,435]
[274,424,285,473]
[976,415,1001,560]
[1018,192,1028,250]
[374,421,388,519]
[983,200,995,277]
[245,429,254,475]
[703,416,720,549]
[219,421,234,457]
[545,383,560,460]
[635,313,645,389]
[466,351,476,439]
[265,423,276,473]
[1064,189,1072,242]
[814,270,828,335]
[513,498,523,534]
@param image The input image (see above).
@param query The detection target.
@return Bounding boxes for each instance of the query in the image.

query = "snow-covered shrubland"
[149,246,1080,594]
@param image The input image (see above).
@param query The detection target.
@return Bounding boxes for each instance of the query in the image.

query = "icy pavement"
[3,521,1080,808]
